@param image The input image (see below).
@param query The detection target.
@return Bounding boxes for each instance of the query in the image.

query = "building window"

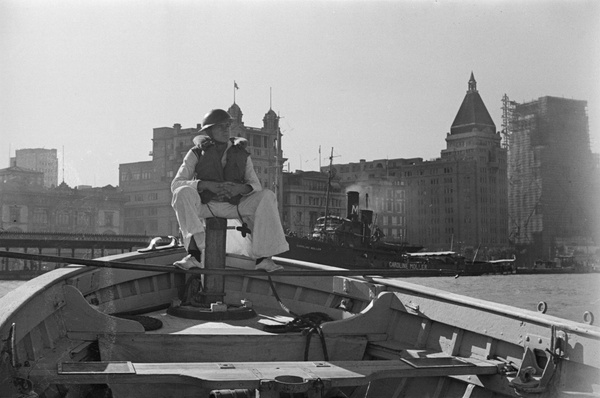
[57,211,69,225]
[296,195,302,205]
[10,206,20,223]
[104,212,114,227]
[33,208,48,224]
[77,212,90,227]
[148,192,158,200]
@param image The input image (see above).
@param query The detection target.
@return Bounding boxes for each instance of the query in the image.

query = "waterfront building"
[328,74,509,257]
[507,96,599,263]
[12,148,59,188]
[119,103,285,236]
[421,73,508,255]
[282,170,345,237]
[0,166,125,235]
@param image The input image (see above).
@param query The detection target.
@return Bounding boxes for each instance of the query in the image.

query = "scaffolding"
[501,94,517,149]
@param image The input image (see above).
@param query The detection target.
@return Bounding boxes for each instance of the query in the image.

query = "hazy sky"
[1,0,599,187]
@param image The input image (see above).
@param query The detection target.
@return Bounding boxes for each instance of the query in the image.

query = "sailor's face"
[210,122,231,143]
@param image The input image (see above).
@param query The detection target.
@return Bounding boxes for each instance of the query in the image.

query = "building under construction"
[506,96,599,265]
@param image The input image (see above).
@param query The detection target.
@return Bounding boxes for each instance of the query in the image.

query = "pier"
[0,231,151,279]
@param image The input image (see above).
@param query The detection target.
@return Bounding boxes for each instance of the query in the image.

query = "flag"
[234,81,239,90]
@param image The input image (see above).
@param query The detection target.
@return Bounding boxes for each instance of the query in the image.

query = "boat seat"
[96,332,368,363]
[40,357,499,390]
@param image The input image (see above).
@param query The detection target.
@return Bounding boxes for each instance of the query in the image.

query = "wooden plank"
[98,333,368,363]
[204,218,227,303]
[34,358,498,389]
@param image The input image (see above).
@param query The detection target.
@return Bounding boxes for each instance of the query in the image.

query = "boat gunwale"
[0,250,175,334]
[1,250,599,341]
[273,254,600,337]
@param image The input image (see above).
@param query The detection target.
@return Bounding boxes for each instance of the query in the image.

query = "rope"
[266,276,331,360]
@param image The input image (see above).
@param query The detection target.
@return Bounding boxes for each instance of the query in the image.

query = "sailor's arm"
[170,149,199,193]
[218,157,261,198]
[244,156,262,193]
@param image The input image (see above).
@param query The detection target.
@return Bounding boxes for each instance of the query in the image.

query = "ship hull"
[282,236,491,276]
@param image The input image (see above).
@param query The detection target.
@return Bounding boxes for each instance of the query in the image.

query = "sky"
[1,0,599,187]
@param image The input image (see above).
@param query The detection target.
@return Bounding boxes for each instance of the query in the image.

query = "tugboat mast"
[323,147,334,237]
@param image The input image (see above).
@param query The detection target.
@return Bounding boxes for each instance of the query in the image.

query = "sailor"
[171,109,289,271]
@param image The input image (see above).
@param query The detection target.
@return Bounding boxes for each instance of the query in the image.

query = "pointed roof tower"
[450,72,496,135]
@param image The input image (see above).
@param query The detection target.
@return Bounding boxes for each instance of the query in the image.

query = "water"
[395,273,600,323]
[1,274,598,324]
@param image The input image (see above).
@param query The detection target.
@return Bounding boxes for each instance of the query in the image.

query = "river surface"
[1,273,599,324]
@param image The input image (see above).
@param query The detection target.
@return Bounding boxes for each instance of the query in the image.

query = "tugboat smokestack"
[347,191,359,221]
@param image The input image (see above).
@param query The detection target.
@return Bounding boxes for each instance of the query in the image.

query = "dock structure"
[0,231,151,278]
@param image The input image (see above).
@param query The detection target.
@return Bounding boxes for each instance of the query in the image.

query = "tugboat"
[281,190,434,272]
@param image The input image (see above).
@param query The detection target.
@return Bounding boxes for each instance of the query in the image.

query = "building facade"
[416,73,508,254]
[282,170,345,237]
[12,148,59,188]
[119,103,285,236]
[0,166,125,234]
[507,96,599,263]
[326,74,509,256]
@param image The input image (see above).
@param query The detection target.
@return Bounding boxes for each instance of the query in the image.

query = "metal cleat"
[509,326,566,394]
[138,236,181,252]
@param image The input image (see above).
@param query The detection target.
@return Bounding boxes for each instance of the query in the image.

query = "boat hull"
[283,236,477,276]
[1,248,599,398]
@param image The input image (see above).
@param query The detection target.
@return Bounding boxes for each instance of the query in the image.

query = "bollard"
[203,217,227,304]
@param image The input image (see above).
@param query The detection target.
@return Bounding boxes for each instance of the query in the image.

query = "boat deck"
[143,306,294,335]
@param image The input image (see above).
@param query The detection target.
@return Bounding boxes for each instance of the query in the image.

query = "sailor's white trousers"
[171,186,289,259]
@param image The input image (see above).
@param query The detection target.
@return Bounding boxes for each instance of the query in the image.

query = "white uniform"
[171,141,289,259]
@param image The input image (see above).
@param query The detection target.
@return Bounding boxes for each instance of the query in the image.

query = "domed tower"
[228,103,243,125]
[263,108,279,131]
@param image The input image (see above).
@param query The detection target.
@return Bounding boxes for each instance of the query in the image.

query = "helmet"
[199,109,232,131]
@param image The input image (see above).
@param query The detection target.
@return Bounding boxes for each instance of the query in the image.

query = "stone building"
[0,166,125,234]
[415,73,508,254]
[12,148,59,188]
[282,170,345,237]
[507,96,599,263]
[119,103,284,236]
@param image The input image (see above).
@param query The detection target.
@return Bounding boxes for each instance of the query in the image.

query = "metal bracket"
[259,376,331,397]
[405,301,420,314]
[509,326,566,394]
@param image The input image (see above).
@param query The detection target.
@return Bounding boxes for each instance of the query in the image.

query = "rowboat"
[1,223,599,398]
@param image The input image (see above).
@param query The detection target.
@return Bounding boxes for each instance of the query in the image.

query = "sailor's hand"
[198,181,229,196]
[220,182,252,197]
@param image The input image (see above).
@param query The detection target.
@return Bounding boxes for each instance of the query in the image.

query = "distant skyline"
[1,0,598,187]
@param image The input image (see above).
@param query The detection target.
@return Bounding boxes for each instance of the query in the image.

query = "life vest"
[191,135,250,204]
